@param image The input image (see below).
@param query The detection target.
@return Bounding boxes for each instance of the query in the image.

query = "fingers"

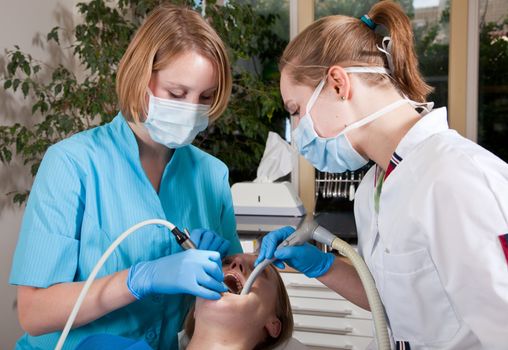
[199,230,215,250]
[197,273,228,294]
[217,240,231,257]
[207,235,224,253]
[272,260,285,269]
[191,229,227,255]
[202,254,224,282]
[193,286,222,300]
[255,226,296,266]
[190,228,206,248]
[273,246,298,261]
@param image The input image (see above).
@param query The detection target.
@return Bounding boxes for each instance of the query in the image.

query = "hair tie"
[360,14,377,30]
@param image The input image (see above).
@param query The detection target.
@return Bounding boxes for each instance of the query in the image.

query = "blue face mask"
[292,66,423,173]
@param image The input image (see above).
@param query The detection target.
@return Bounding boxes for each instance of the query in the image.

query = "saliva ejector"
[241,219,391,350]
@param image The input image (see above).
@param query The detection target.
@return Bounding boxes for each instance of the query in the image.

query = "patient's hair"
[184,264,294,350]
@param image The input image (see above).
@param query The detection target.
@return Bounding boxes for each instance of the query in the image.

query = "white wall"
[0,1,79,348]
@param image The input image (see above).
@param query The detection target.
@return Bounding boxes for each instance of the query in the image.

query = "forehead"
[280,71,315,102]
[156,51,217,88]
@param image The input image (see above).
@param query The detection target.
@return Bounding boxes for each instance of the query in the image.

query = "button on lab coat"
[355,108,508,349]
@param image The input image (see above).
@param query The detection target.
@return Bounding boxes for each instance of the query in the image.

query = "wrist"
[126,261,150,300]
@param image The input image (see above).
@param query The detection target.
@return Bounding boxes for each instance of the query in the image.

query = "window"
[478,0,508,161]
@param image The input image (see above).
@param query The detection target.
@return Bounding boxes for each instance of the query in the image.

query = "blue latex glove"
[127,249,227,300]
[190,228,230,258]
[255,226,335,278]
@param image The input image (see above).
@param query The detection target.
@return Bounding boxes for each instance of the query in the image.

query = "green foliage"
[478,19,508,161]
[0,0,287,204]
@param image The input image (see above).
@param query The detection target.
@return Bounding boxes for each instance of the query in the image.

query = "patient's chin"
[195,293,268,331]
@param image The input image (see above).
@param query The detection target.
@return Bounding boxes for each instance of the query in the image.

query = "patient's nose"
[230,255,252,276]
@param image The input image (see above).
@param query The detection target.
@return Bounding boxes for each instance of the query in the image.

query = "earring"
[340,96,346,101]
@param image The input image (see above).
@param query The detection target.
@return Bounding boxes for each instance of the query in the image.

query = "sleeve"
[9,145,85,288]
[219,167,243,255]
[424,156,508,347]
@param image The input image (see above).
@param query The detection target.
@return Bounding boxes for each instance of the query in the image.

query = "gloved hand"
[190,228,230,258]
[127,249,227,300]
[255,226,335,278]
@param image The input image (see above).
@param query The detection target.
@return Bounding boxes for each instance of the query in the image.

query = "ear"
[327,65,351,101]
[264,316,282,338]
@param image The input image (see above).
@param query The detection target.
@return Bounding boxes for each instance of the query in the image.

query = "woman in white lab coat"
[256,1,508,349]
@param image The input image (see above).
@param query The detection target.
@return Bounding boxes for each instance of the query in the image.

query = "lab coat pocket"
[382,248,460,344]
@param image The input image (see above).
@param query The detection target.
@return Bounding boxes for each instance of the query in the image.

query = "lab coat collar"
[395,107,449,160]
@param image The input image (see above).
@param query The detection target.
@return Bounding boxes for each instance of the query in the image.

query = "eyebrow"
[163,81,217,94]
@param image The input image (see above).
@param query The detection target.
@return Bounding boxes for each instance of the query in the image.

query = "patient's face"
[194,253,280,330]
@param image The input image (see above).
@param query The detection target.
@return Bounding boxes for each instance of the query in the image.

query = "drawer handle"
[292,305,353,318]
[294,323,353,336]
[301,342,354,350]
[286,282,329,291]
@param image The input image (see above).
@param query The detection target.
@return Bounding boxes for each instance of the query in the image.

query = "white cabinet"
[281,272,373,350]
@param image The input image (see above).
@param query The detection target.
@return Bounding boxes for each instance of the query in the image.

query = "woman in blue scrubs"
[9,4,242,349]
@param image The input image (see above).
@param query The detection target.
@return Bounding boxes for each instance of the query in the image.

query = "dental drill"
[242,220,390,350]
[55,219,230,350]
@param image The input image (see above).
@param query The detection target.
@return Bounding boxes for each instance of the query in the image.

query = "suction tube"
[242,221,390,350]
[330,236,390,350]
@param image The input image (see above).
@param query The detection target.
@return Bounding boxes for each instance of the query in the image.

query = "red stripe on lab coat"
[385,161,396,179]
[499,234,508,265]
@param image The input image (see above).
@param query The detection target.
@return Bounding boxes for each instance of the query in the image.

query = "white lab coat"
[355,107,508,349]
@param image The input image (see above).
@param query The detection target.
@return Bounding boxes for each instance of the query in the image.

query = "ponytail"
[369,1,433,102]
[280,0,432,103]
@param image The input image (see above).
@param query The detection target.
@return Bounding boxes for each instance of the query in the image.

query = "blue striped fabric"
[9,113,242,350]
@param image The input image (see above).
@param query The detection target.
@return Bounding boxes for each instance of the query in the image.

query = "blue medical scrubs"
[9,113,243,350]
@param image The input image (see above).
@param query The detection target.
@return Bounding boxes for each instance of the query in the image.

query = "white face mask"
[144,92,210,149]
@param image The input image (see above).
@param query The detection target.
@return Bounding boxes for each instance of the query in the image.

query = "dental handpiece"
[171,227,197,250]
[171,227,233,294]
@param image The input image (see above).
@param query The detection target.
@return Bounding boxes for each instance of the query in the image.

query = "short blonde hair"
[116,4,232,122]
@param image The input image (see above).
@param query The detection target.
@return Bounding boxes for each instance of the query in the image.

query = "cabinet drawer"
[290,296,371,320]
[281,273,345,300]
[293,331,372,350]
[293,314,373,338]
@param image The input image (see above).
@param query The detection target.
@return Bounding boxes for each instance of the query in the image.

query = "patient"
[76,254,298,350]
[182,253,295,350]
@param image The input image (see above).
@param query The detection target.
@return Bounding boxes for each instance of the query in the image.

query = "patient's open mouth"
[224,273,244,294]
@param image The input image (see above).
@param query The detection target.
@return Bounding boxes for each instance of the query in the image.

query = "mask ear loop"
[305,79,326,115]
[376,36,394,74]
